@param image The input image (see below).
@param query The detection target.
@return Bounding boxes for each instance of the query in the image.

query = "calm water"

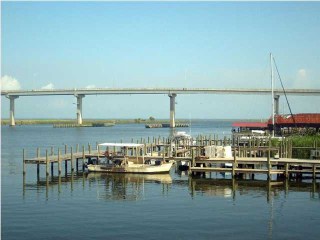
[1,120,320,240]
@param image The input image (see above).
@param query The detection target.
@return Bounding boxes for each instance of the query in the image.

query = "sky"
[1,1,320,120]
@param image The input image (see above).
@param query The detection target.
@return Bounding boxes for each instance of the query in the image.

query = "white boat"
[86,143,173,173]
[172,131,195,145]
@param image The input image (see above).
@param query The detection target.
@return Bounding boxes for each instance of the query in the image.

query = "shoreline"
[0,118,266,126]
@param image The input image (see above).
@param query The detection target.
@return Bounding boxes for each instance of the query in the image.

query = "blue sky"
[1,1,320,120]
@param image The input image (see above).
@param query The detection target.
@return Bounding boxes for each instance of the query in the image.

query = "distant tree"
[149,116,155,121]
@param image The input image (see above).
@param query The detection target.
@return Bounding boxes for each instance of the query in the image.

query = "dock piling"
[23,149,26,175]
[37,148,40,177]
[58,148,61,175]
[46,150,49,176]
[267,138,271,180]
[82,145,85,171]
[71,147,74,173]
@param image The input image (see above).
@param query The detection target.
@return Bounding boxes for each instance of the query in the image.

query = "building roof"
[267,113,320,125]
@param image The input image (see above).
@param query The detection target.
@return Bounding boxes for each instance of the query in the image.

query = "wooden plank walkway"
[190,157,320,178]
[194,157,320,165]
[24,151,102,164]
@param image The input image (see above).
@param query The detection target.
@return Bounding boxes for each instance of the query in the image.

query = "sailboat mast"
[270,53,275,137]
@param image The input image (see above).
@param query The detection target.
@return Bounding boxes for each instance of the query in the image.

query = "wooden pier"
[23,135,320,180]
[191,157,320,179]
[145,123,189,128]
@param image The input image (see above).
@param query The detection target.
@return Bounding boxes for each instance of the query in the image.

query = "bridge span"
[2,87,320,126]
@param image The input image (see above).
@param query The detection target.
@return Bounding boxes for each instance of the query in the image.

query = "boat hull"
[87,162,173,174]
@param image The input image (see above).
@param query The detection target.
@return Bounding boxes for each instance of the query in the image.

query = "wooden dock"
[145,123,189,128]
[23,135,320,181]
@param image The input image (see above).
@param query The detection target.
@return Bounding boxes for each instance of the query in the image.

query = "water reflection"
[23,172,319,202]
[86,173,172,201]
[188,177,320,201]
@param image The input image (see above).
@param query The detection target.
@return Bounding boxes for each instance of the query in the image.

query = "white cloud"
[298,69,307,78]
[85,85,96,89]
[293,68,310,88]
[0,75,21,90]
[41,83,54,90]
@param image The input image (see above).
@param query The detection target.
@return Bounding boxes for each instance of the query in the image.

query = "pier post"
[75,94,85,125]
[50,147,54,176]
[168,93,177,128]
[88,144,91,154]
[97,144,100,165]
[232,148,237,177]
[285,163,289,179]
[23,149,26,175]
[151,144,153,156]
[82,145,85,171]
[267,138,271,179]
[76,158,79,172]
[191,148,195,167]
[65,146,68,174]
[46,150,49,176]
[58,149,61,175]
[71,147,74,173]
[37,148,40,177]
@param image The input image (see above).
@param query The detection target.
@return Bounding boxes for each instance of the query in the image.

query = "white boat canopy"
[98,143,144,147]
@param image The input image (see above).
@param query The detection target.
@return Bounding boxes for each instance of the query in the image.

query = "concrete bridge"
[2,87,320,126]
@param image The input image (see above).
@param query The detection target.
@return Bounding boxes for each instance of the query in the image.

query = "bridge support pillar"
[76,94,85,125]
[274,95,280,115]
[169,93,177,128]
[7,96,19,126]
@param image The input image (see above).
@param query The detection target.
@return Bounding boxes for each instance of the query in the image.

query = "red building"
[267,113,320,128]
[233,113,320,134]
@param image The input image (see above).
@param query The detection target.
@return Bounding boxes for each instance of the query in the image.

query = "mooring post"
[51,161,54,177]
[267,138,271,180]
[50,147,54,176]
[46,149,49,176]
[88,144,91,154]
[65,144,67,154]
[76,158,79,172]
[82,145,85,171]
[23,149,26,175]
[151,144,153,156]
[37,147,40,177]
[97,144,100,165]
[58,148,61,175]
[191,148,195,167]
[313,164,316,179]
[71,147,74,173]
[76,144,79,153]
[65,147,68,174]
[232,148,237,177]
[285,163,289,179]
[162,146,165,162]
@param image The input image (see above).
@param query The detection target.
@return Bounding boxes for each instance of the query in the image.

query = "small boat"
[86,143,173,173]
